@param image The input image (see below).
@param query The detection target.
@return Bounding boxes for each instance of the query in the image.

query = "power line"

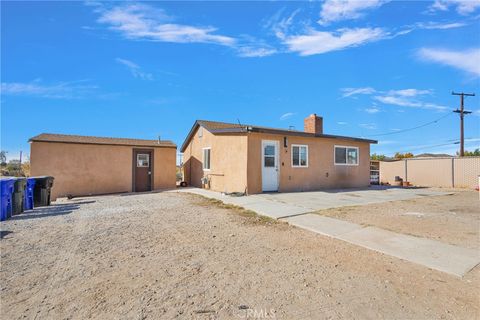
[385,141,460,156]
[365,112,453,137]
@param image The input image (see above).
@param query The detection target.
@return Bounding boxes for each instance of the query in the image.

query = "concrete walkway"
[173,188,479,277]
[287,214,480,277]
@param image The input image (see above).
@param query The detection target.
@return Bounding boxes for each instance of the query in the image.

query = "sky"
[2,0,480,162]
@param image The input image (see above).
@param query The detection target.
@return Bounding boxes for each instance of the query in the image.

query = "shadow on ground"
[10,200,96,221]
[0,230,13,239]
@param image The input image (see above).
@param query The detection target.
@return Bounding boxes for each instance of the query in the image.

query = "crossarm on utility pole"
[452,91,475,157]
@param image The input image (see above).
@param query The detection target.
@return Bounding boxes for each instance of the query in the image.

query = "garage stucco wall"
[182,127,248,193]
[247,133,371,194]
[30,141,176,200]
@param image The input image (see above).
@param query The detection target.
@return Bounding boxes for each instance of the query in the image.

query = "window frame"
[291,144,309,168]
[334,145,359,166]
[202,147,211,171]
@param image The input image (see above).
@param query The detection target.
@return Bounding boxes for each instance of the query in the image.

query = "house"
[180,114,377,194]
[30,133,177,200]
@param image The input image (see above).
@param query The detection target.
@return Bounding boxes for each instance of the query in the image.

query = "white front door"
[261,140,279,192]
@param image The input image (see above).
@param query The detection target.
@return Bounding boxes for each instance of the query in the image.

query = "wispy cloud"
[341,87,376,98]
[337,121,348,125]
[365,107,381,114]
[236,37,278,58]
[264,7,302,39]
[417,47,480,77]
[116,58,153,80]
[377,140,397,145]
[416,21,467,30]
[238,48,277,57]
[318,0,390,25]
[359,123,377,130]
[1,80,98,99]
[387,89,433,97]
[341,86,448,111]
[95,3,278,58]
[374,95,448,111]
[280,112,295,120]
[284,27,387,56]
[96,3,235,46]
[429,0,480,15]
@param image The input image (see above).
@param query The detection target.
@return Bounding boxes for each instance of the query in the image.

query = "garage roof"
[30,133,176,148]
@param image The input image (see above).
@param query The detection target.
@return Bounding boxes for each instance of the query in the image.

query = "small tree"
[462,149,480,157]
[394,152,414,159]
[0,151,6,166]
[5,160,24,177]
[371,153,386,161]
[22,161,31,177]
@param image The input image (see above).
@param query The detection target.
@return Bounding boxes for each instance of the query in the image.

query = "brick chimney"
[304,114,323,135]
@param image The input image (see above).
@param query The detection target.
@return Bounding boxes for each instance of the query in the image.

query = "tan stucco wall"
[30,141,176,200]
[246,133,371,194]
[182,127,248,193]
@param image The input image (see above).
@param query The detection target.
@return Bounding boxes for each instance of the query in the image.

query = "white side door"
[261,140,279,192]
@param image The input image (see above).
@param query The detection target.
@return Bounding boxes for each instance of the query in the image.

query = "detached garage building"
[30,133,177,200]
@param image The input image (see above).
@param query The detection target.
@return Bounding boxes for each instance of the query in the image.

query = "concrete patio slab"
[173,188,310,219]
[174,187,452,220]
[255,187,451,212]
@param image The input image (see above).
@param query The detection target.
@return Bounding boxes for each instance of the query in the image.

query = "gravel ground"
[314,190,480,249]
[1,191,479,319]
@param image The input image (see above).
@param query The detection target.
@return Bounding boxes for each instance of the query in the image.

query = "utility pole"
[452,91,474,156]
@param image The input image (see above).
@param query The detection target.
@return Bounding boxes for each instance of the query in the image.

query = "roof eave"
[29,139,177,148]
[250,127,377,144]
[180,121,201,152]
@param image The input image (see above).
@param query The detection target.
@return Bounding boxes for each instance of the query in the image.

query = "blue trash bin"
[24,178,36,210]
[1,178,15,221]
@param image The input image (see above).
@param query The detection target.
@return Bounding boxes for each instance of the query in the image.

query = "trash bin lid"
[31,176,54,188]
[13,177,27,191]
[0,178,15,194]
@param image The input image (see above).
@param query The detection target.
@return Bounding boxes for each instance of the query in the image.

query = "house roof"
[30,133,176,148]
[180,120,377,152]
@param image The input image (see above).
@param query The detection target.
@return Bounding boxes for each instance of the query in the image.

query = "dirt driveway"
[1,192,479,319]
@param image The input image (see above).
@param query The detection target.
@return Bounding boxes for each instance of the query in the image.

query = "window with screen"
[202,148,211,170]
[292,145,308,167]
[334,146,358,165]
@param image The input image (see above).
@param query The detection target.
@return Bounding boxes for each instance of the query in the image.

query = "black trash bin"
[12,177,27,215]
[32,176,55,207]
